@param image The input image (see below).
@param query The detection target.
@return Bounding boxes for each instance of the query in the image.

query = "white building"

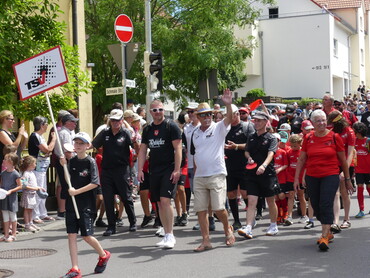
[235,0,370,100]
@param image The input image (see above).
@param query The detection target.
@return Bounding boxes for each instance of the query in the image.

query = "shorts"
[66,209,95,236]
[193,174,227,212]
[177,174,186,187]
[246,175,280,198]
[149,168,177,202]
[96,186,102,195]
[355,173,370,185]
[280,182,294,193]
[226,172,247,192]
[140,172,150,191]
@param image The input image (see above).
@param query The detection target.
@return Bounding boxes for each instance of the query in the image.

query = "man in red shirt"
[333,100,358,127]
[322,93,336,116]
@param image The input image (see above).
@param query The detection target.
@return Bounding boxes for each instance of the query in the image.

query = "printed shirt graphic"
[67,156,99,212]
[354,137,370,173]
[141,119,182,174]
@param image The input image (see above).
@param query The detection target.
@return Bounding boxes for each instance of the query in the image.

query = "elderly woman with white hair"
[293,109,354,251]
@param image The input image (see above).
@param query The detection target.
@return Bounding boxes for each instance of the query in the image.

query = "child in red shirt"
[273,133,288,224]
[352,122,370,218]
[285,135,308,225]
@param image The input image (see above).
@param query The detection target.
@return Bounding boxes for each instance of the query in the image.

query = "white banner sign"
[13,46,68,100]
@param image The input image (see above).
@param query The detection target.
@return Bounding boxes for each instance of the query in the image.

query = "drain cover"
[0,248,57,259]
[0,269,14,277]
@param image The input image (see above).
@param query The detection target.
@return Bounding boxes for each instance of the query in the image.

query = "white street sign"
[125,79,136,88]
[106,87,123,96]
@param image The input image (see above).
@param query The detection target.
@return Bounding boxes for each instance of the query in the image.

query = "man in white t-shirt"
[191,89,235,252]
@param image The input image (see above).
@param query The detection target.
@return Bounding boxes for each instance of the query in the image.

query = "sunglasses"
[150,108,164,113]
[110,118,122,122]
[187,110,195,114]
[198,112,212,118]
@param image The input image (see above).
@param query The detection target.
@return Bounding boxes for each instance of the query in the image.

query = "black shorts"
[65,209,95,236]
[96,186,102,195]
[140,172,150,191]
[177,174,186,187]
[150,168,177,202]
[280,182,294,193]
[246,175,280,198]
[355,173,370,185]
[226,172,247,192]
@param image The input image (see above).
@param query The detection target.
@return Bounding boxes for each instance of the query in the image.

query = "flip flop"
[193,244,213,252]
[225,225,236,246]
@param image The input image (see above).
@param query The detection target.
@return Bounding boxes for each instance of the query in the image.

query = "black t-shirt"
[67,155,99,213]
[0,129,15,164]
[361,111,370,136]
[28,132,41,158]
[141,119,182,174]
[92,127,132,169]
[246,132,277,176]
[225,122,255,173]
[277,116,304,134]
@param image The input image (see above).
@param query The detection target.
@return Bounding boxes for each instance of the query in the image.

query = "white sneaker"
[156,237,166,247]
[266,225,279,236]
[163,234,176,249]
[298,215,309,224]
[155,227,165,237]
[238,226,253,239]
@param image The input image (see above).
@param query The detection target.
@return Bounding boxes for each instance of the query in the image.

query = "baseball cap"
[109,109,123,120]
[185,102,198,110]
[225,104,239,114]
[239,107,250,114]
[132,113,142,122]
[285,105,295,115]
[278,131,289,143]
[123,110,134,118]
[278,123,291,131]
[301,120,314,131]
[272,133,281,141]
[252,111,270,121]
[73,132,91,144]
[61,114,79,124]
[36,190,49,200]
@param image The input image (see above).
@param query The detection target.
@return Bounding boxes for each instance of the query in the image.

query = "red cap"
[239,107,250,114]
[301,120,314,131]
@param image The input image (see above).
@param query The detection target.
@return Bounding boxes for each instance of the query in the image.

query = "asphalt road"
[1,195,369,278]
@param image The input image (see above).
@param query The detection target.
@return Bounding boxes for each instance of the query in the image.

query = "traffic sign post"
[114,14,134,111]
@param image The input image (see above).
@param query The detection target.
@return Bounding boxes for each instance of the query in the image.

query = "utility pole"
[145,0,153,122]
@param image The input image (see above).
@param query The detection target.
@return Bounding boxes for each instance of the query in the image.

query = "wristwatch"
[262,164,267,168]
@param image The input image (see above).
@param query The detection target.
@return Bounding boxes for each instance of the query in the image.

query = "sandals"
[330,224,341,234]
[225,225,235,246]
[340,220,351,229]
[193,244,213,252]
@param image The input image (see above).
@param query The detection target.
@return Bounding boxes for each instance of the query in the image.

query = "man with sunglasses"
[191,89,235,252]
[333,99,358,127]
[138,100,182,249]
[92,109,139,236]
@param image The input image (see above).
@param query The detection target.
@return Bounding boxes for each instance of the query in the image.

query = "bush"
[247,88,266,98]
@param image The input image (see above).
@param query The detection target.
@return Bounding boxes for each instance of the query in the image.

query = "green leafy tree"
[85,0,274,127]
[0,0,94,122]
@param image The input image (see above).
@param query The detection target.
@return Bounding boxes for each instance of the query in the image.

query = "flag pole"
[45,91,80,219]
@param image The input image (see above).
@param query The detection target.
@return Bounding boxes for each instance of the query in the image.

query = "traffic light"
[150,51,163,91]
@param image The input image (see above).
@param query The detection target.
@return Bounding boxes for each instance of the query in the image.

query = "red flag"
[249,99,262,111]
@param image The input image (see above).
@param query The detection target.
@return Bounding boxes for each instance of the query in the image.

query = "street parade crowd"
[1,89,370,278]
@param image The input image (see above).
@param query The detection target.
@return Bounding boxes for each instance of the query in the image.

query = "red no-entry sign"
[114,14,133,43]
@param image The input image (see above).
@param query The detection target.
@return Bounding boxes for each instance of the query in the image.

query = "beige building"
[56,0,93,136]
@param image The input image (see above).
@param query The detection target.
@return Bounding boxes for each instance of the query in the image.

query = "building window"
[269,7,278,19]
[333,39,338,57]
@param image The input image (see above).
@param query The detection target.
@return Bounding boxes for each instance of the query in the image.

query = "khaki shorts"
[193,174,226,212]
